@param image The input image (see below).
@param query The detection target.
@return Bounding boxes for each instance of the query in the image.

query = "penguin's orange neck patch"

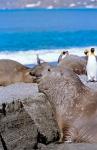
[87,50,96,57]
[89,52,95,57]
[84,49,96,57]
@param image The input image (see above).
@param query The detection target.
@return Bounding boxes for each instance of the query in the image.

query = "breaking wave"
[0,46,96,65]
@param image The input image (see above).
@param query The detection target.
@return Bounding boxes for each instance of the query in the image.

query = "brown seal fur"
[0,59,35,85]
[58,54,87,75]
[38,68,97,143]
[30,54,53,83]
[30,62,52,83]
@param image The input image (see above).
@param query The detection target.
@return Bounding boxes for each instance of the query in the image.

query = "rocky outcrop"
[0,141,3,150]
[23,93,59,144]
[0,83,59,149]
[0,104,38,150]
[38,143,97,150]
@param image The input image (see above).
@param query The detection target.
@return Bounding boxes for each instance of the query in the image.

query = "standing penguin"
[85,48,97,82]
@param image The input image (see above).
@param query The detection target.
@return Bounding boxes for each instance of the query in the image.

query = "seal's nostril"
[36,74,42,78]
[48,69,50,72]
[29,72,35,76]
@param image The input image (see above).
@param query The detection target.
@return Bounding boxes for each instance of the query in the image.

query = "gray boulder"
[23,93,59,144]
[0,83,59,149]
[0,106,38,150]
[38,143,97,150]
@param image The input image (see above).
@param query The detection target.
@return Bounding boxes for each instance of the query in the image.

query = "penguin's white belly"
[62,55,66,59]
[86,57,97,80]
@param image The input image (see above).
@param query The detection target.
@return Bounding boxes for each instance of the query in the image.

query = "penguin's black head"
[84,50,89,55]
[62,51,66,55]
[91,48,95,53]
[62,51,69,55]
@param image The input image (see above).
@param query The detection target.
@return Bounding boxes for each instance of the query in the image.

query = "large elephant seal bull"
[38,68,97,143]
[58,51,87,75]
[0,59,35,86]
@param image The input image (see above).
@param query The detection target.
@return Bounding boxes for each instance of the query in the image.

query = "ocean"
[0,8,97,65]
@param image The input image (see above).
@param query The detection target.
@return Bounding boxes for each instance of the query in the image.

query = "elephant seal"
[84,48,97,82]
[30,62,52,83]
[0,59,35,85]
[30,55,53,83]
[58,52,87,75]
[38,68,97,143]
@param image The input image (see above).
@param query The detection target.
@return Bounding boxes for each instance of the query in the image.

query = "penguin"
[85,48,97,82]
[58,51,69,63]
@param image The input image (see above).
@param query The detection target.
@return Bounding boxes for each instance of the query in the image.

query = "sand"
[0,83,38,105]
[79,75,97,91]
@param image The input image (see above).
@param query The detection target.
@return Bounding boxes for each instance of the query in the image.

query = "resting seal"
[30,54,53,83]
[38,68,97,143]
[0,59,35,85]
[58,52,87,75]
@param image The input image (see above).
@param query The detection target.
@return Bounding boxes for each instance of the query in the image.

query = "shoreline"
[26,61,57,68]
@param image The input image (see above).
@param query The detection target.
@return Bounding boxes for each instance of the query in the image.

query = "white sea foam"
[25,1,41,8]
[69,3,76,7]
[0,46,97,65]
[47,5,54,9]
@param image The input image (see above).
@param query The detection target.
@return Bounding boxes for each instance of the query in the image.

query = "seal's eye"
[48,68,51,72]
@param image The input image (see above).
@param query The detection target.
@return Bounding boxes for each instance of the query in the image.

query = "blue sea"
[0,8,97,65]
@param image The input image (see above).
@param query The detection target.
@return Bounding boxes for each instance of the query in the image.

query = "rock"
[0,141,3,150]
[0,83,39,150]
[44,143,97,150]
[23,93,59,144]
[0,85,59,149]
[0,106,38,150]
